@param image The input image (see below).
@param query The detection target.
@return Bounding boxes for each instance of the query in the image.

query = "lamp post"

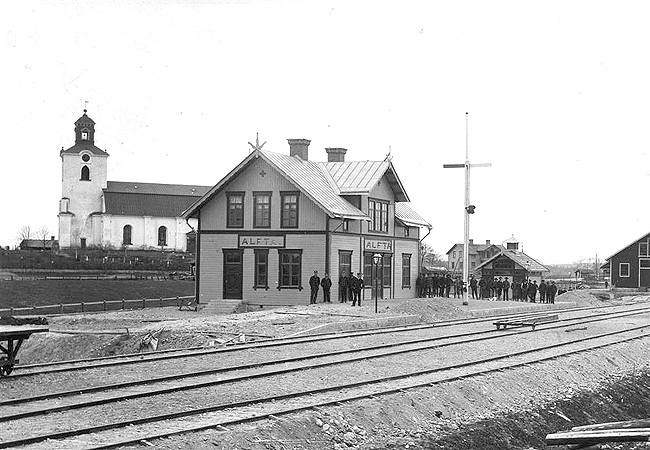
[373,253,382,313]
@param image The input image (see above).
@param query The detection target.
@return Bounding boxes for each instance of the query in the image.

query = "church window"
[123,225,132,246]
[81,129,89,140]
[81,165,90,181]
[158,226,167,246]
[82,154,90,162]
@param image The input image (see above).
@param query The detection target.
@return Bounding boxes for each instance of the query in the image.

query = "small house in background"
[476,249,549,283]
[446,239,503,273]
[447,235,548,283]
[605,232,650,289]
[19,237,59,251]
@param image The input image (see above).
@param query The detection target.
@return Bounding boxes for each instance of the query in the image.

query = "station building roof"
[183,149,428,226]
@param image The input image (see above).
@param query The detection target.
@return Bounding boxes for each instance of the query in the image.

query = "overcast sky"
[2,1,649,264]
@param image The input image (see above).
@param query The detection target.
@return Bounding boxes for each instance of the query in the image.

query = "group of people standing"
[471,276,557,303]
[308,271,365,306]
[416,273,459,298]
[416,273,558,304]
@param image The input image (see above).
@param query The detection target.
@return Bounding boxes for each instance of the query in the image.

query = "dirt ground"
[10,290,650,450]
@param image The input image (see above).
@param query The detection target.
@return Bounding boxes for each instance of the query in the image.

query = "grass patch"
[0,279,195,308]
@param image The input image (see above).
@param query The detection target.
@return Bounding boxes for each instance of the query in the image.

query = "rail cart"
[493,314,558,331]
[0,325,48,376]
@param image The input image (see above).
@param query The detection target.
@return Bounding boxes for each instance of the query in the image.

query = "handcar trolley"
[0,325,48,376]
[493,314,558,331]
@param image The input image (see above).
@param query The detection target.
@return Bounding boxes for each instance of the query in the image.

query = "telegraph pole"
[443,113,491,305]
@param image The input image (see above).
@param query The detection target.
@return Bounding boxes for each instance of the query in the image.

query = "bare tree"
[421,242,445,268]
[37,225,50,250]
[16,226,31,248]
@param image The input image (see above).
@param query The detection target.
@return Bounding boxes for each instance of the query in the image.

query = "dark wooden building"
[605,232,650,289]
[476,249,548,283]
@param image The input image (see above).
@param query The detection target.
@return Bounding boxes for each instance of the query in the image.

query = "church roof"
[60,143,108,156]
[104,181,210,218]
[75,111,95,125]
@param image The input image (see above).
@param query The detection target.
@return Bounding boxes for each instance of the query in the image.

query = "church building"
[58,111,210,251]
[183,139,431,309]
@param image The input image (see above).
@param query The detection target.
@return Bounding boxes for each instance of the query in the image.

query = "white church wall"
[105,215,195,251]
[61,152,108,247]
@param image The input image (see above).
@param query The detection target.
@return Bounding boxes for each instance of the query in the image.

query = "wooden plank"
[0,326,49,338]
[546,428,650,445]
[573,420,650,431]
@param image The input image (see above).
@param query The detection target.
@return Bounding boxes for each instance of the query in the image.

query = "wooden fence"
[0,295,195,316]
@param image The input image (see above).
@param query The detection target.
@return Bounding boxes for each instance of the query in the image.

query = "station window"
[278,250,302,289]
[369,198,389,233]
[226,192,244,228]
[619,262,630,277]
[402,254,411,288]
[253,192,271,228]
[254,249,269,289]
[280,192,299,228]
[339,250,352,279]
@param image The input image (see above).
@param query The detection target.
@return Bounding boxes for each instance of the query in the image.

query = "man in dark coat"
[528,280,538,303]
[496,277,503,300]
[352,272,364,306]
[547,281,557,304]
[444,274,451,298]
[309,270,320,304]
[502,277,510,301]
[469,275,478,299]
[320,273,332,303]
[348,272,357,304]
[538,280,547,303]
[339,273,349,303]
[512,280,520,301]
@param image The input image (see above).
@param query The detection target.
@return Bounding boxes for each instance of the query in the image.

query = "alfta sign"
[239,235,285,248]
[365,239,393,252]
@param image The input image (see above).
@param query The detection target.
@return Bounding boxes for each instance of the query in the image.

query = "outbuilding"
[183,139,431,310]
[605,232,650,289]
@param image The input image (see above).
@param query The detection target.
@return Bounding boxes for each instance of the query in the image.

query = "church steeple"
[75,109,96,144]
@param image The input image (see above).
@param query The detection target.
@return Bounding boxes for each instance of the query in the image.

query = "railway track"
[2,304,650,411]
[1,304,649,449]
[11,301,639,378]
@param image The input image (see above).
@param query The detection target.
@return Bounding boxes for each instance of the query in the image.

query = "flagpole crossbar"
[442,115,491,306]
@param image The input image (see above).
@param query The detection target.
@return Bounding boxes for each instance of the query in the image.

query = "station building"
[604,231,650,289]
[183,139,431,308]
[58,111,210,251]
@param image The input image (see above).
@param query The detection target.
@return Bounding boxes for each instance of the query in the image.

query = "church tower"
[58,110,109,248]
